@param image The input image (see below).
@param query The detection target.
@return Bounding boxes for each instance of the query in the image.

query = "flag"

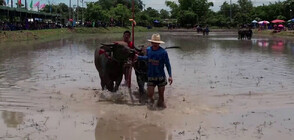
[33,1,39,7]
[30,0,33,8]
[48,0,51,12]
[40,3,45,9]
[18,0,21,6]
[6,0,9,6]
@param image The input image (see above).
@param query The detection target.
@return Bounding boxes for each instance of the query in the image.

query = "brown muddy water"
[0,32,294,140]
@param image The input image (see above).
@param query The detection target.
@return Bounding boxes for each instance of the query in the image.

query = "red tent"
[271,19,285,23]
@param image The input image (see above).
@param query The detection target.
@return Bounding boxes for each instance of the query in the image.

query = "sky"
[6,0,287,12]
[143,0,287,11]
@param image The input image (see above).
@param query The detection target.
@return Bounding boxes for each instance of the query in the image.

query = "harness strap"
[99,48,121,62]
[99,49,112,60]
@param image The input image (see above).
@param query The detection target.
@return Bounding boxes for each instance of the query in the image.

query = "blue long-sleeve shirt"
[138,46,172,78]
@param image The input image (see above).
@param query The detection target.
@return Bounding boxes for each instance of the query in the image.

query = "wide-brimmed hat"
[148,33,165,44]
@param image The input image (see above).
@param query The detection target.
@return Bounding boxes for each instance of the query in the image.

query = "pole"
[82,0,83,25]
[25,0,27,9]
[132,0,134,47]
[49,0,52,13]
[76,0,78,23]
[11,0,13,8]
[230,0,232,23]
[127,0,135,89]
[69,0,71,20]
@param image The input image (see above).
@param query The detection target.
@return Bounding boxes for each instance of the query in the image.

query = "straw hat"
[148,33,165,44]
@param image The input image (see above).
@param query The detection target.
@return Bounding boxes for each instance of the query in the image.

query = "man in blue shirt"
[136,33,173,108]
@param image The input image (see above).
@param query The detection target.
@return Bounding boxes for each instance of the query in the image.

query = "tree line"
[36,0,294,28]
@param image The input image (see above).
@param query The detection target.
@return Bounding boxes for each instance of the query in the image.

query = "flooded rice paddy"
[0,32,294,140]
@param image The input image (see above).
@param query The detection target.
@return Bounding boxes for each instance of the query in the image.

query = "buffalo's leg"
[99,74,106,90]
[114,74,123,92]
[136,74,146,103]
[106,81,114,92]
[101,80,105,90]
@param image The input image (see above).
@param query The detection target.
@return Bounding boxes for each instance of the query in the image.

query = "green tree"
[135,11,150,26]
[237,0,253,13]
[97,0,144,11]
[165,1,180,18]
[178,10,197,27]
[219,1,239,20]
[59,3,69,14]
[145,7,160,18]
[166,0,213,26]
[160,9,170,19]
[76,6,87,22]
[109,4,131,26]
[231,0,253,25]
[276,15,286,20]
[40,3,70,24]
[85,2,110,22]
[283,0,294,18]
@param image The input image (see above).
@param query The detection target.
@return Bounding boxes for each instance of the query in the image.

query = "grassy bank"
[0,28,72,43]
[0,26,162,43]
[2,27,293,44]
[253,29,294,37]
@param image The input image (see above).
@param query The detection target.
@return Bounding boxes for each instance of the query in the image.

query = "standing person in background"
[135,33,173,108]
[123,30,134,49]
[122,30,134,86]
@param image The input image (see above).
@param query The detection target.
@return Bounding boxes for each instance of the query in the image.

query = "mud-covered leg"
[136,74,146,103]
[106,81,114,92]
[99,75,106,90]
[114,75,123,92]
[157,86,166,108]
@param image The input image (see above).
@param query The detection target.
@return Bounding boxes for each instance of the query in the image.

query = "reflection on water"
[1,111,24,128]
[95,116,171,140]
[162,33,294,94]
[255,38,286,52]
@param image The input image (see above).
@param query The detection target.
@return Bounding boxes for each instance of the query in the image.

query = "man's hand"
[168,77,173,85]
[133,54,138,62]
[134,54,138,59]
[129,19,136,26]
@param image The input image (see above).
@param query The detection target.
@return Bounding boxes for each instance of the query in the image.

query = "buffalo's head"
[100,42,134,63]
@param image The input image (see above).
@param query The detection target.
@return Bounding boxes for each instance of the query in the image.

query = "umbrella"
[278,24,284,28]
[252,20,257,23]
[69,19,73,22]
[271,19,285,23]
[154,20,160,23]
[258,21,269,24]
[292,18,294,22]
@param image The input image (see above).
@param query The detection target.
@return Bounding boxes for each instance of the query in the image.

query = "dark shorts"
[147,77,167,87]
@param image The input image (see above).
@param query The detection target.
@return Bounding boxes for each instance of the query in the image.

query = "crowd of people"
[0,21,62,31]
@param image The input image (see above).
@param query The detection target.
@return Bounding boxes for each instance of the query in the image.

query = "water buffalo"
[238,29,252,40]
[94,42,135,92]
[133,45,148,101]
[202,28,209,36]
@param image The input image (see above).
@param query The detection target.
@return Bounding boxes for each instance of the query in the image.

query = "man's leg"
[123,64,131,86]
[157,86,166,108]
[147,86,155,103]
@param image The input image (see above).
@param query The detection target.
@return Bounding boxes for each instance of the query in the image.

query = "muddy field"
[0,32,294,140]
